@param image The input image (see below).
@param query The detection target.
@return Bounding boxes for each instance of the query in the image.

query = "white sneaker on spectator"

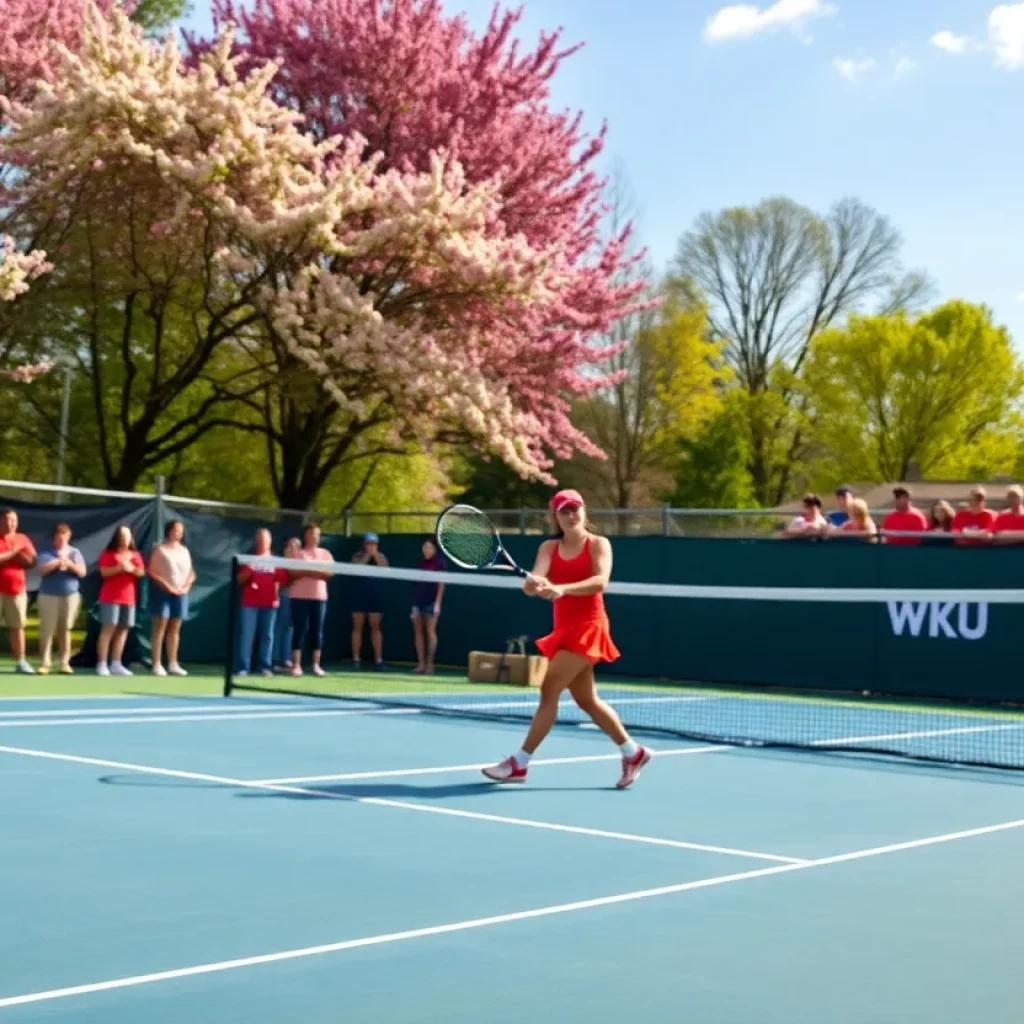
[152,664,168,677]
[168,664,188,677]
[15,660,35,674]
[110,663,133,677]
[96,663,110,677]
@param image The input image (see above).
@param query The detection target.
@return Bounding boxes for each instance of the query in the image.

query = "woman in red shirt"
[96,524,146,677]
[482,490,650,790]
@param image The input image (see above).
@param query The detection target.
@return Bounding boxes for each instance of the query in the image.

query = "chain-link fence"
[0,477,832,538]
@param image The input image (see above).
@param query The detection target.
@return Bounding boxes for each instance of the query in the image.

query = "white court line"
[0,744,803,865]
[0,703,316,719]
[2,816,1023,1010]
[252,745,726,785]
[0,693,145,702]
[0,708,422,729]
[812,723,1024,746]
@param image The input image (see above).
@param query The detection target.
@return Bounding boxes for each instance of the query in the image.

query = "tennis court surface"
[2,676,1022,1023]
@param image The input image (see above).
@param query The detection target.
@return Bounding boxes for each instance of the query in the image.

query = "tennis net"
[225,553,1024,770]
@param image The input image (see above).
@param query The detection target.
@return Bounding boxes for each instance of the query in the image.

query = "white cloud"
[893,55,917,77]
[834,56,876,81]
[703,0,837,43]
[930,30,972,54]
[990,2,1024,68]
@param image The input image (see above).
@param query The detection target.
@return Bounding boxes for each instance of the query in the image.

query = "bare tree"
[675,196,931,504]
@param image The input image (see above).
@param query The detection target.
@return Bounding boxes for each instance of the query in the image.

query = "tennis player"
[482,489,651,789]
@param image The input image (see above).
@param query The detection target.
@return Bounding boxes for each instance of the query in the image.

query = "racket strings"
[436,506,501,569]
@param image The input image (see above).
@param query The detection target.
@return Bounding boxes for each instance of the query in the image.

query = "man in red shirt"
[993,486,1024,544]
[951,487,997,546]
[881,487,928,545]
[0,508,38,673]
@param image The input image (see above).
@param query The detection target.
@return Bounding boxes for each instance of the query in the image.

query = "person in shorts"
[96,524,146,677]
[0,508,37,674]
[411,535,445,675]
[147,519,195,677]
[351,532,388,671]
[36,523,86,674]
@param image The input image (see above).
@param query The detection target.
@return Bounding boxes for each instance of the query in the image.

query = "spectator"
[412,535,445,675]
[929,500,955,534]
[951,487,996,546]
[96,524,146,677]
[829,486,854,527]
[36,523,86,674]
[351,531,389,670]
[236,528,290,677]
[992,486,1024,545]
[290,522,333,677]
[0,508,37,674]
[274,536,300,670]
[829,498,878,542]
[781,495,827,539]
[148,519,195,677]
[882,487,929,545]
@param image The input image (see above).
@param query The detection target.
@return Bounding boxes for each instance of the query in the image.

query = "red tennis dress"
[535,538,620,665]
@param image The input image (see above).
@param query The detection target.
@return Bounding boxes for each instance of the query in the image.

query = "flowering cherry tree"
[2,4,640,490]
[0,0,124,100]
[194,0,644,496]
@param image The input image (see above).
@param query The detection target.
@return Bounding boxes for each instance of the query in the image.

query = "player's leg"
[309,599,326,676]
[151,609,168,674]
[482,650,589,783]
[368,611,384,667]
[424,612,439,674]
[412,608,426,672]
[351,611,365,667]
[568,666,651,789]
[567,666,628,743]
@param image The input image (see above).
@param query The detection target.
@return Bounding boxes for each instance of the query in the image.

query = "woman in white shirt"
[147,519,196,676]
[781,494,828,539]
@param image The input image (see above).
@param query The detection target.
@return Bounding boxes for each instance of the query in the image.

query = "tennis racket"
[434,504,528,577]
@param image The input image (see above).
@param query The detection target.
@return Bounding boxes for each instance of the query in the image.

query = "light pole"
[55,364,72,501]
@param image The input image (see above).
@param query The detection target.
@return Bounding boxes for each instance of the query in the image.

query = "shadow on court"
[235,781,618,801]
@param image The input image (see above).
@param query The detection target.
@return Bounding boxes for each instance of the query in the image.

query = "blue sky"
[182,0,1024,345]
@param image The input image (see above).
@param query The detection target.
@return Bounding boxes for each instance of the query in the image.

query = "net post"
[223,555,239,698]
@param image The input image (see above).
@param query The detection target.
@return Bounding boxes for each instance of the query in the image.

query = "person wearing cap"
[351,531,389,671]
[481,489,651,790]
[881,488,928,546]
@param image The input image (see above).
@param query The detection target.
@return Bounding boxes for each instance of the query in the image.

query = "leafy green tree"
[572,275,727,508]
[668,396,758,510]
[132,0,191,35]
[802,301,1024,483]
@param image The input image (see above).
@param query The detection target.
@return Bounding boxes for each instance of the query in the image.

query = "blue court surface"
[2,691,1023,1022]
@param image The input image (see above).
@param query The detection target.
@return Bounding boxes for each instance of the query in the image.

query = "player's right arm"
[524,540,554,597]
